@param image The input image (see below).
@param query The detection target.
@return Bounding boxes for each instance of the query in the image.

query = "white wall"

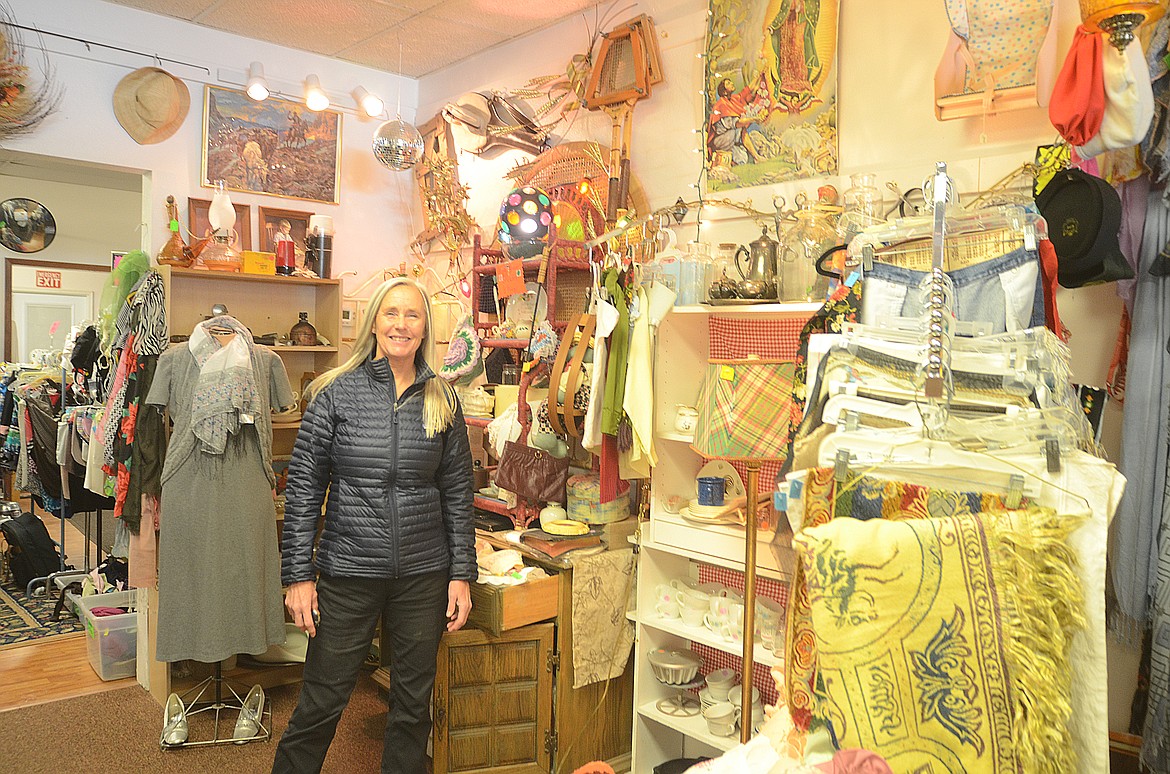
[0,174,141,264]
[420,0,1137,731]
[5,0,421,285]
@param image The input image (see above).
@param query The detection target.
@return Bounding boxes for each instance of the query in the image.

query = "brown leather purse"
[493,361,569,505]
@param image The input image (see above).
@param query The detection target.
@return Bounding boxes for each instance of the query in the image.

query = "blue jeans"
[271,570,449,774]
[861,246,1044,333]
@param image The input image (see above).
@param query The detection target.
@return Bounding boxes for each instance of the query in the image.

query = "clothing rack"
[923,162,954,425]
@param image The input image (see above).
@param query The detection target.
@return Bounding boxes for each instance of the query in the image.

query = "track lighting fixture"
[354,86,384,118]
[245,62,268,101]
[304,74,329,112]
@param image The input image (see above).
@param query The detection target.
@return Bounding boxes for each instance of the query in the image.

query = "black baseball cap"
[1036,168,1133,288]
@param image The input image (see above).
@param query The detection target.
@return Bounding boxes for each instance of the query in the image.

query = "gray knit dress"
[146,343,294,663]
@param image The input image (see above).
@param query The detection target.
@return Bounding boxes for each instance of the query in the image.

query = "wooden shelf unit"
[469,235,595,347]
[145,265,343,705]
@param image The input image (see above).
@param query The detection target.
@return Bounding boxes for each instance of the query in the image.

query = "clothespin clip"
[1023,222,1037,252]
[1044,438,1061,474]
[834,449,851,484]
[1006,474,1025,509]
[862,244,874,272]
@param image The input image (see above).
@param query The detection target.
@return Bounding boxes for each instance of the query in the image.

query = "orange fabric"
[1049,26,1105,147]
[494,258,526,297]
[1038,238,1070,342]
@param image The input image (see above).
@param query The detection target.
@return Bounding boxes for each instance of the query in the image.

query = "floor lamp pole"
[740,460,760,743]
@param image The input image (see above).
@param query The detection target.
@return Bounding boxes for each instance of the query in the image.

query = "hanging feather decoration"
[0,3,62,142]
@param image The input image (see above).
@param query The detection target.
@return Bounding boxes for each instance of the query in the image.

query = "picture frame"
[414,113,459,240]
[188,197,253,250]
[258,206,311,264]
[201,85,342,205]
[111,250,129,270]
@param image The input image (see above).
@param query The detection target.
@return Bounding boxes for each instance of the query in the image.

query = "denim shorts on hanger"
[861,246,1044,333]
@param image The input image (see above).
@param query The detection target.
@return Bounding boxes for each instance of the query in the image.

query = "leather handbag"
[494,440,569,505]
[494,360,568,504]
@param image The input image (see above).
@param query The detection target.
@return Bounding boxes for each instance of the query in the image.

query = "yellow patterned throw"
[793,508,1083,774]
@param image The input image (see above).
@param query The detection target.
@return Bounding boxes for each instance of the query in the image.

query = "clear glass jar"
[678,241,711,306]
[779,204,837,303]
[840,173,883,240]
[707,242,739,300]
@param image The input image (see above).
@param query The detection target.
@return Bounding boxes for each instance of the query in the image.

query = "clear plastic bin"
[77,589,137,681]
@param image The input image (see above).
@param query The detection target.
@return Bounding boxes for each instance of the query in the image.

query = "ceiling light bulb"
[245,61,268,101]
[354,86,384,117]
[305,74,329,111]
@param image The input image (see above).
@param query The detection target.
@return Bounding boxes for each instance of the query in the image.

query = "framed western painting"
[188,197,253,250]
[202,85,342,204]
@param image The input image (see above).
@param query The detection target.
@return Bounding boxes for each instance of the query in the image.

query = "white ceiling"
[98,0,607,78]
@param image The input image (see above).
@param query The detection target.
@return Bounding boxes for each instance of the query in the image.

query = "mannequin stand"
[161,661,271,750]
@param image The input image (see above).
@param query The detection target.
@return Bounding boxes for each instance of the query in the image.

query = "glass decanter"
[840,173,884,240]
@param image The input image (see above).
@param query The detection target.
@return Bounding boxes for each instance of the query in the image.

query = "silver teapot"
[734,226,779,299]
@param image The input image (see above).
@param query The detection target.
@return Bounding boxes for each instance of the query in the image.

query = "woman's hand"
[446,580,472,632]
[286,580,319,637]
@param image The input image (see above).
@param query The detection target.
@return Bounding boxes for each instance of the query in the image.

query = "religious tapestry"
[704,0,840,190]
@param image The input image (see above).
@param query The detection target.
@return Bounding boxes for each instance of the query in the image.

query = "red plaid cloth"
[709,316,804,361]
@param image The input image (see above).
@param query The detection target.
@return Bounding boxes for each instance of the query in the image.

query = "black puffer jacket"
[281,356,475,585]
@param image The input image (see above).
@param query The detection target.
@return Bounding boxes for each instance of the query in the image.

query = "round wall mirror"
[0,198,57,253]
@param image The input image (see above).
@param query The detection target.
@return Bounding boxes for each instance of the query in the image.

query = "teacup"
[729,689,764,729]
[702,701,739,736]
[680,599,706,627]
[705,668,737,699]
[654,584,681,619]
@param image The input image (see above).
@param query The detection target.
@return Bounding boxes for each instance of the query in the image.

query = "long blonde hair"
[306,277,456,437]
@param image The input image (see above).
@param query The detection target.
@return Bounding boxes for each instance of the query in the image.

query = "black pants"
[271,571,449,774]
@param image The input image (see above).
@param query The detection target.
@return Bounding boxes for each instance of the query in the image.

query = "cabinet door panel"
[433,624,554,774]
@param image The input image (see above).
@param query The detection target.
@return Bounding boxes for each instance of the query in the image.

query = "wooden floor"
[0,511,133,713]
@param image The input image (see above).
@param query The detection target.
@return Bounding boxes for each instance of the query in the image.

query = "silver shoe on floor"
[232,685,265,744]
[160,692,188,747]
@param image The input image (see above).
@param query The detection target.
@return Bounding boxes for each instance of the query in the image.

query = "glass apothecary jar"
[779,203,837,303]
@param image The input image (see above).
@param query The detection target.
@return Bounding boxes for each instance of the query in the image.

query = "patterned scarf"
[188,316,259,455]
[795,507,1083,773]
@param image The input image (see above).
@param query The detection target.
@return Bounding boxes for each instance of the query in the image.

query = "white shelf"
[638,613,781,667]
[641,511,792,582]
[671,302,822,316]
[637,700,739,752]
[657,431,696,443]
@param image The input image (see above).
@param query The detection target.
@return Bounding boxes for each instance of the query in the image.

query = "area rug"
[0,675,393,773]
[0,579,83,651]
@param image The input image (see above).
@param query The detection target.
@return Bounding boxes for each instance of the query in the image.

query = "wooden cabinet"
[433,624,555,774]
[144,266,342,704]
[376,557,633,773]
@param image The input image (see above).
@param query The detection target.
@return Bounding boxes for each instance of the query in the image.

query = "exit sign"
[35,270,62,289]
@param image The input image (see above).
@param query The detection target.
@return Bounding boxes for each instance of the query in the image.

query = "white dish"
[505,283,548,325]
[679,505,744,526]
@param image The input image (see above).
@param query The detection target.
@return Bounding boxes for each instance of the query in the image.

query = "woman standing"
[272,277,475,773]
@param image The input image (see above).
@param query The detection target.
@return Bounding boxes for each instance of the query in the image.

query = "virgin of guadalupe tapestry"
[705,0,840,191]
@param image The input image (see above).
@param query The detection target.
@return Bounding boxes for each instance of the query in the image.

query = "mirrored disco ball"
[372,119,424,171]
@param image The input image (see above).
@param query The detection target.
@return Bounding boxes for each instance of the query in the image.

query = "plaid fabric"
[693,362,795,461]
[710,316,805,361]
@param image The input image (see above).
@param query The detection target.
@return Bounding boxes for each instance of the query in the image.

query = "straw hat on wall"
[112,67,190,144]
